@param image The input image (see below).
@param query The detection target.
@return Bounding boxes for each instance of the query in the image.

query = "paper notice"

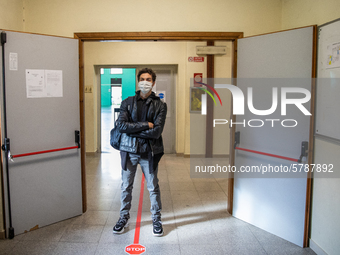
[9,53,18,71]
[26,69,63,98]
[157,91,166,102]
[326,41,340,69]
[26,69,45,98]
[46,70,63,97]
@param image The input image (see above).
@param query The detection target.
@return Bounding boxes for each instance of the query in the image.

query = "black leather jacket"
[117,91,167,156]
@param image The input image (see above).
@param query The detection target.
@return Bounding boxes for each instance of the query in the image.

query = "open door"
[1,30,82,237]
[232,26,316,247]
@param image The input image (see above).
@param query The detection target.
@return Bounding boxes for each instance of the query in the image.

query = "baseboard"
[184,154,203,158]
[0,230,6,239]
[310,238,328,255]
[176,153,184,157]
[212,154,229,158]
[85,152,99,156]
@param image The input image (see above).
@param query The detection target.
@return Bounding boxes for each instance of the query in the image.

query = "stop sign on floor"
[125,244,146,254]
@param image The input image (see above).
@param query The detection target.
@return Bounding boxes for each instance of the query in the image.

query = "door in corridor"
[0,30,82,236]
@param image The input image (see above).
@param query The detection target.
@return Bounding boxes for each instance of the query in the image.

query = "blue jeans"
[120,153,162,221]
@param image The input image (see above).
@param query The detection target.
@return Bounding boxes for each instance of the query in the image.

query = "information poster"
[157,91,166,102]
[26,69,63,98]
[326,41,340,69]
[46,70,63,97]
[9,52,18,71]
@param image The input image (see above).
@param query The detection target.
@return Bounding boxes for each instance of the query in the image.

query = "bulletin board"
[316,18,340,141]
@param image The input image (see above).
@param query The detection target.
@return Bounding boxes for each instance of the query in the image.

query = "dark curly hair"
[137,68,156,82]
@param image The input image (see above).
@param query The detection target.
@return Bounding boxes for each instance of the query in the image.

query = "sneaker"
[152,219,163,236]
[113,217,129,234]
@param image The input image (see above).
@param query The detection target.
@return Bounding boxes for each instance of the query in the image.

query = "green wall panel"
[101,84,111,106]
[100,68,136,106]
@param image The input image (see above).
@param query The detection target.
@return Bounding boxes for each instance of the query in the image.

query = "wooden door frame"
[73,31,244,214]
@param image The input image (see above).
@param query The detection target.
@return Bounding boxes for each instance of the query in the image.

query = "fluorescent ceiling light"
[111,68,123,74]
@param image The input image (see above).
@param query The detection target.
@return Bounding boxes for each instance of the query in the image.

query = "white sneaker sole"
[153,230,163,237]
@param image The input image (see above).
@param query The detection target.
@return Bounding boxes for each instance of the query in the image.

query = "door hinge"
[1,32,6,45]
[2,138,10,152]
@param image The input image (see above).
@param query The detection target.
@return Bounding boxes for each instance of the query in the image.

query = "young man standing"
[113,68,167,236]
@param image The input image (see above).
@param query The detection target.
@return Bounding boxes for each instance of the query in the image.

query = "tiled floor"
[0,106,317,254]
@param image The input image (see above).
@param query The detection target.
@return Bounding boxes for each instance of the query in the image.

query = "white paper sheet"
[26,69,63,98]
[26,69,45,98]
[9,52,18,71]
[46,70,63,97]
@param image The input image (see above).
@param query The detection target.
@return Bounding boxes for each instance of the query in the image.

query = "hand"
[148,122,154,129]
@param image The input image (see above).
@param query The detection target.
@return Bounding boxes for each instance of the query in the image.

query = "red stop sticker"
[125,244,146,254]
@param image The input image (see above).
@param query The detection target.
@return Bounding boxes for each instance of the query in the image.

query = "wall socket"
[85,86,93,93]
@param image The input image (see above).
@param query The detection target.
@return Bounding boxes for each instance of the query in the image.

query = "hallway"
[0,105,316,254]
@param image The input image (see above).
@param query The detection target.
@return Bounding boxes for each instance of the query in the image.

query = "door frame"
[74,32,243,214]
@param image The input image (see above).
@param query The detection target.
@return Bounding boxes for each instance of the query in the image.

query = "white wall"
[0,0,23,31]
[22,0,282,38]
[282,0,340,30]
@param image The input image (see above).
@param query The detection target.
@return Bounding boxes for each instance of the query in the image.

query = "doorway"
[100,67,136,153]
[76,32,242,214]
[99,65,177,154]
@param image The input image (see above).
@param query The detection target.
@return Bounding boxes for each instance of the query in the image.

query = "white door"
[233,26,315,247]
[1,30,82,236]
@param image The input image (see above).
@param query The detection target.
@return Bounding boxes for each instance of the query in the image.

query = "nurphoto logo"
[196,81,311,128]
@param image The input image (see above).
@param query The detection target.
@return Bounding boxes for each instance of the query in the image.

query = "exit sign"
[188,57,205,62]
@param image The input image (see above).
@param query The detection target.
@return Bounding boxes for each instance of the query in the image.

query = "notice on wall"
[9,53,18,71]
[157,91,166,103]
[26,69,45,98]
[326,41,340,69]
[45,70,63,97]
[26,69,63,98]
[188,57,204,62]
[194,73,203,87]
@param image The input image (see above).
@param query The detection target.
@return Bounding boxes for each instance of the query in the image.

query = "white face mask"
[138,81,153,94]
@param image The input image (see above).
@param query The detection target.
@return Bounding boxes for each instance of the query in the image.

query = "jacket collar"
[135,91,159,104]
